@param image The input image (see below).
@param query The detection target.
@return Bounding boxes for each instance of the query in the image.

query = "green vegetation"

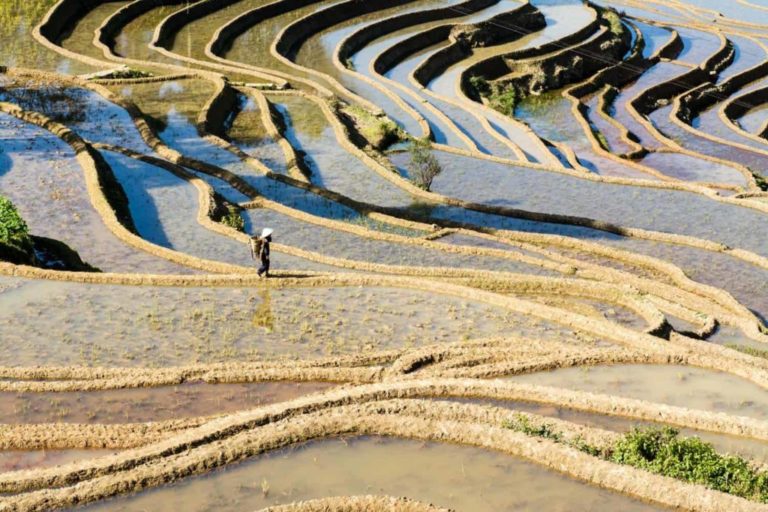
[343,105,401,149]
[468,75,518,115]
[220,205,245,232]
[612,427,768,502]
[502,413,602,456]
[752,171,768,191]
[469,75,490,96]
[503,417,768,503]
[489,85,518,116]
[91,68,153,80]
[725,343,768,359]
[602,9,624,36]
[0,0,58,68]
[0,195,33,254]
[407,137,442,191]
[594,130,610,151]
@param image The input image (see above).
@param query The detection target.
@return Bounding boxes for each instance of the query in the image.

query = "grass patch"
[725,343,768,359]
[342,105,401,149]
[502,413,602,456]
[612,427,768,502]
[504,417,768,502]
[594,129,610,151]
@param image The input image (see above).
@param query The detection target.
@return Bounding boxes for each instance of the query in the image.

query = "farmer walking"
[250,228,273,278]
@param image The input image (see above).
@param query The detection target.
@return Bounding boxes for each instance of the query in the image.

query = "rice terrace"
[4,0,768,509]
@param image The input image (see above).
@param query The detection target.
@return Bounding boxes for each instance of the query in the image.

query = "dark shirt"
[260,241,270,262]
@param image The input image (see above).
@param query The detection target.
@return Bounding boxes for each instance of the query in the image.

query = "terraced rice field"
[1,0,768,510]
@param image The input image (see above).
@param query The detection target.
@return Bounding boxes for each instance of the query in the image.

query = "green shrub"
[220,205,244,232]
[489,85,517,116]
[612,427,768,502]
[0,196,32,252]
[89,69,153,80]
[407,137,442,191]
[752,171,768,191]
[602,9,624,36]
[469,75,490,96]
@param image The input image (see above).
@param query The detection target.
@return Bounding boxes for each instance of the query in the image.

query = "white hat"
[260,228,274,238]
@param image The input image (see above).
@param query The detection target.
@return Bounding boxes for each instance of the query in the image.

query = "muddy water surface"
[460,397,768,463]
[83,436,661,511]
[512,364,768,418]
[0,381,333,424]
[0,278,549,366]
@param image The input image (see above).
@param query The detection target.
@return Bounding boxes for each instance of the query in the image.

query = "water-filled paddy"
[0,278,562,366]
[512,364,768,418]
[396,149,768,257]
[5,0,768,508]
[0,111,190,274]
[83,436,661,511]
[0,381,332,424]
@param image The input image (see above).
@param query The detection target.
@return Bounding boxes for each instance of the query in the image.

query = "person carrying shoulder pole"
[250,227,273,278]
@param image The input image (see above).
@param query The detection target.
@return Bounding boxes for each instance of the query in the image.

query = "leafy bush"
[220,205,244,232]
[407,138,442,191]
[752,171,768,191]
[469,75,490,96]
[0,196,32,252]
[92,68,153,80]
[489,85,517,116]
[612,427,768,502]
[602,9,624,36]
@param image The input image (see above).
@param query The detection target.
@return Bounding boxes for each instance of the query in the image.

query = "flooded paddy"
[462,397,768,464]
[0,278,557,366]
[0,111,190,274]
[512,364,768,418]
[270,94,415,206]
[0,1,94,74]
[242,207,561,274]
[3,0,768,509]
[0,381,333,424]
[411,150,768,257]
[83,436,661,511]
[59,1,130,63]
